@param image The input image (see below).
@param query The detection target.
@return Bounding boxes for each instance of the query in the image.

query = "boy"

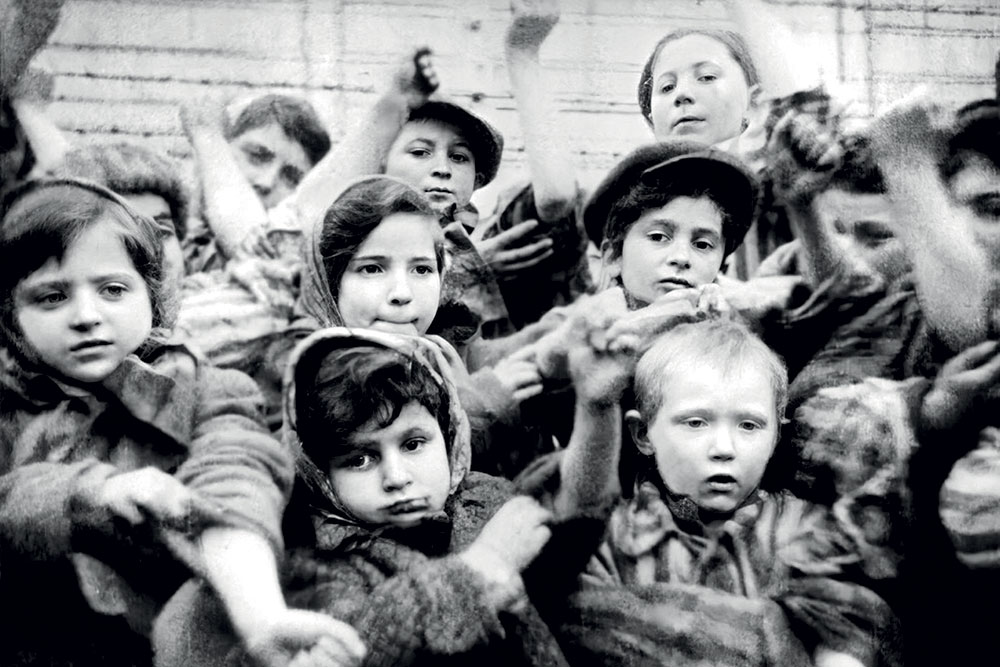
[181,93,331,271]
[555,319,898,667]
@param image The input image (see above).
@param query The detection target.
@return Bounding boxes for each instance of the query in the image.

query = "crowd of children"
[1,0,998,665]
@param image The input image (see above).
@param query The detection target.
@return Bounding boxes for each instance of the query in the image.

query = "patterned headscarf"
[281,326,472,526]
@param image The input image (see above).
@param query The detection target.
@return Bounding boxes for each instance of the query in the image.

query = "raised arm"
[505,0,577,220]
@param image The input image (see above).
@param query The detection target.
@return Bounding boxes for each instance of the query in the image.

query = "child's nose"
[430,154,452,178]
[387,272,414,305]
[252,164,281,196]
[708,427,736,461]
[69,292,102,330]
[672,77,695,105]
[667,242,692,269]
[381,453,413,491]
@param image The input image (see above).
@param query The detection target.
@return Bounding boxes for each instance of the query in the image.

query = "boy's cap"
[408,100,504,186]
[583,140,761,258]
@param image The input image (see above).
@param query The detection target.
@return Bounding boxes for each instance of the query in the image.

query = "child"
[158,324,624,666]
[555,319,898,667]
[182,93,331,271]
[51,141,191,292]
[0,178,363,667]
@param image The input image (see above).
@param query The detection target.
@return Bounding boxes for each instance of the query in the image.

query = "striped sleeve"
[940,427,1000,568]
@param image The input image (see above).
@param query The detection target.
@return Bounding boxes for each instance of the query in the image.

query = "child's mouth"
[386,498,429,514]
[705,474,738,492]
[70,340,112,352]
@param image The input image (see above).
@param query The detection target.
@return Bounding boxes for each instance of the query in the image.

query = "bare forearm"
[295,93,410,229]
[506,48,577,221]
[725,0,820,97]
[554,398,621,518]
[785,199,843,287]
[199,527,287,638]
[189,129,268,258]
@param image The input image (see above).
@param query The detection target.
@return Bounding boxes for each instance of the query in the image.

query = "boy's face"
[605,195,725,307]
[813,189,908,284]
[628,361,778,515]
[14,218,153,388]
[336,212,442,335]
[124,192,184,293]
[229,121,312,210]
[649,34,754,146]
[328,401,451,528]
[385,119,477,213]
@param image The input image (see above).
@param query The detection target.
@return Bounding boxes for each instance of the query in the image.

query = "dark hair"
[0,180,173,359]
[296,345,451,467]
[942,100,1000,179]
[319,177,445,301]
[638,28,760,128]
[603,180,731,261]
[226,94,331,166]
[826,134,886,195]
[52,142,191,239]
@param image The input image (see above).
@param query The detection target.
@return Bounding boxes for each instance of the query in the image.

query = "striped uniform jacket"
[788,276,1000,664]
[554,482,898,667]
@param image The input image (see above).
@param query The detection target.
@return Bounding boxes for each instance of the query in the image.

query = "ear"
[601,239,622,280]
[747,83,763,109]
[625,409,654,456]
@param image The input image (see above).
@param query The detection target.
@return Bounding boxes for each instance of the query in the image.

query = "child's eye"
[683,418,707,429]
[647,231,671,243]
[408,148,431,158]
[660,82,675,94]
[357,264,383,275]
[412,264,437,276]
[337,453,376,471]
[968,192,1000,221]
[698,74,718,82]
[101,284,128,299]
[693,239,716,251]
[246,147,271,165]
[450,152,471,164]
[280,165,304,188]
[738,421,763,432]
[35,292,67,307]
[401,438,426,453]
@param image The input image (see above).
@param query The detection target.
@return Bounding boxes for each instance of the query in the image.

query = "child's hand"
[388,47,439,110]
[243,609,366,667]
[922,340,1000,432]
[492,346,544,403]
[597,288,701,356]
[532,288,629,380]
[460,495,552,611]
[505,0,560,54]
[767,106,844,206]
[96,467,222,528]
[472,219,554,280]
[715,274,808,324]
[179,96,228,136]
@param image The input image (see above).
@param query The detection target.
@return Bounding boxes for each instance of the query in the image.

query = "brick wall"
[34,0,1000,197]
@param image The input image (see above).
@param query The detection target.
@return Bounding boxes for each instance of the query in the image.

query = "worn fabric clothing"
[555,481,899,667]
[474,181,593,335]
[786,276,1000,664]
[0,343,293,666]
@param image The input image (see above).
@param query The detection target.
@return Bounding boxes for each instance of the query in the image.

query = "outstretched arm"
[505,0,576,221]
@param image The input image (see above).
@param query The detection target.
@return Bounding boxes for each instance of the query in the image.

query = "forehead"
[632,195,725,233]
[654,360,776,411]
[348,400,441,443]
[19,219,138,282]
[395,118,470,147]
[355,212,440,251]
[653,34,744,76]
[231,122,311,164]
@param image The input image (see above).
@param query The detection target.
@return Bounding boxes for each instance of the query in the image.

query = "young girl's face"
[337,212,442,335]
[328,401,451,528]
[632,361,778,516]
[384,119,477,213]
[648,34,754,145]
[14,218,153,388]
[605,196,725,308]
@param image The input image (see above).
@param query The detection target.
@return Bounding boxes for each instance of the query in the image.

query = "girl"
[0,178,363,667]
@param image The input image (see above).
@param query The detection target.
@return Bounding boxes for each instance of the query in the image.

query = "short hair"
[319,177,445,302]
[633,319,788,421]
[603,181,731,261]
[826,134,886,195]
[0,180,173,358]
[295,345,452,468]
[638,29,761,128]
[52,142,191,239]
[226,94,331,166]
